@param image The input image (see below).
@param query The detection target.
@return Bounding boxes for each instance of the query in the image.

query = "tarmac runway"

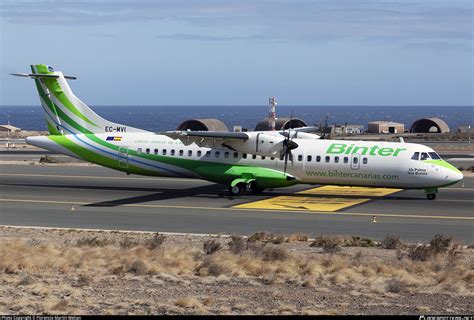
[0,164,473,242]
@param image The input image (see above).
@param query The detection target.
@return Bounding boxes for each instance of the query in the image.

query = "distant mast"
[268,97,277,131]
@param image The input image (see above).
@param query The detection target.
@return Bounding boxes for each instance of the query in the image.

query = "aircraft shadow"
[0,182,421,208]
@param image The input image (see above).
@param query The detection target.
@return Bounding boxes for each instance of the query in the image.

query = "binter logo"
[326,143,406,157]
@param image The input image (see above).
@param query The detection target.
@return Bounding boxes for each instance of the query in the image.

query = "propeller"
[281,112,299,175]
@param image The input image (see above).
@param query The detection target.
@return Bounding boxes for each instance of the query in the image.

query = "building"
[254,118,307,131]
[457,125,473,134]
[410,118,450,133]
[0,124,21,132]
[367,121,405,134]
[176,119,229,132]
[343,124,364,135]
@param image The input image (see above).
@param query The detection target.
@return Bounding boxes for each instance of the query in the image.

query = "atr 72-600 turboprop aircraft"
[13,65,463,199]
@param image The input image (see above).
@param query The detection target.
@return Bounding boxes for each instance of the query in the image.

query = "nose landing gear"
[425,187,438,200]
[426,193,436,200]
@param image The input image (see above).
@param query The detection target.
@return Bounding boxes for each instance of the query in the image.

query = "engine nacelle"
[225,133,286,157]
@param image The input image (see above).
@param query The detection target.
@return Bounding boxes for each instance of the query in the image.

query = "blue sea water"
[0,105,472,132]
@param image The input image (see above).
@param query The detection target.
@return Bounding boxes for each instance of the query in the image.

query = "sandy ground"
[0,226,472,315]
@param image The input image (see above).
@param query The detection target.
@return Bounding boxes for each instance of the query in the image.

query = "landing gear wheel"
[427,193,436,200]
[249,181,265,194]
[229,183,246,196]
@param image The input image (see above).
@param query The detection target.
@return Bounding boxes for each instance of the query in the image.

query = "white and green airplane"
[13,64,463,200]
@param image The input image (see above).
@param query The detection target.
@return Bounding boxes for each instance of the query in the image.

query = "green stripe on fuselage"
[423,159,462,174]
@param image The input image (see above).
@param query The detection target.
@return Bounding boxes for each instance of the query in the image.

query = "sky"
[0,0,473,106]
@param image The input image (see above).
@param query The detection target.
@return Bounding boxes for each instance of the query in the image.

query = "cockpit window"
[428,152,441,160]
[411,152,419,160]
[420,152,430,161]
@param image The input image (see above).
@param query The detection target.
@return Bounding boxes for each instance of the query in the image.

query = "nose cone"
[452,170,464,183]
[442,161,463,184]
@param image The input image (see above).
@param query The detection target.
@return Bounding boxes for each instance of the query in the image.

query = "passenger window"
[279,154,284,161]
[171,149,175,156]
[411,152,420,160]
[243,153,247,159]
[298,155,303,162]
[307,155,312,162]
[429,152,441,160]
[420,152,430,161]
[261,156,265,160]
[335,156,339,163]
[206,151,211,157]
[154,149,159,155]
[363,157,368,164]
[162,149,167,155]
[188,150,192,157]
[215,151,220,158]
[179,150,184,156]
[197,150,202,157]
[145,148,150,154]
[270,157,275,160]
[344,157,348,164]
[316,156,321,162]
[233,152,238,158]
[353,157,358,164]
[252,154,257,159]
[224,151,229,158]
[325,156,330,163]
[137,147,142,154]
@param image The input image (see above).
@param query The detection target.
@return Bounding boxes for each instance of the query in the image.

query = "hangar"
[254,118,307,131]
[410,118,450,133]
[177,119,229,132]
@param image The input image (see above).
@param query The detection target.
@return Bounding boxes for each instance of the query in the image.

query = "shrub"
[381,234,402,249]
[203,240,222,255]
[228,236,246,254]
[286,233,309,243]
[386,278,405,293]
[262,245,289,261]
[129,260,147,275]
[145,233,165,250]
[248,232,272,242]
[310,235,343,248]
[348,236,376,247]
[119,236,141,249]
[76,236,113,247]
[271,235,286,244]
[322,241,341,254]
[18,275,35,286]
[430,234,452,254]
[407,245,433,261]
[76,274,91,287]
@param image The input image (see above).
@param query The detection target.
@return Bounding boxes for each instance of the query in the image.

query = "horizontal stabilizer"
[10,73,77,80]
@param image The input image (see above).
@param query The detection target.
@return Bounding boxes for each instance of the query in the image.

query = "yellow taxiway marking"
[299,186,402,197]
[0,173,202,183]
[0,198,472,220]
[235,186,402,212]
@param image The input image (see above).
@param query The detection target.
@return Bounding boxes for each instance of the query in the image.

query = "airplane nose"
[454,170,464,183]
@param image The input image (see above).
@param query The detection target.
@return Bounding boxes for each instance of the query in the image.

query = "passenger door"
[118,147,129,169]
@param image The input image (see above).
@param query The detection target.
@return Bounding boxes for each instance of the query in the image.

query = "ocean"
[0,105,472,132]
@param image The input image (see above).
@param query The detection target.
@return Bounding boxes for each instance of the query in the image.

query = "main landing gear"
[425,187,438,200]
[228,181,265,196]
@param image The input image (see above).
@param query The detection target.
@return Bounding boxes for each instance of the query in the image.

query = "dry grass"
[1,236,472,296]
[0,229,472,315]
